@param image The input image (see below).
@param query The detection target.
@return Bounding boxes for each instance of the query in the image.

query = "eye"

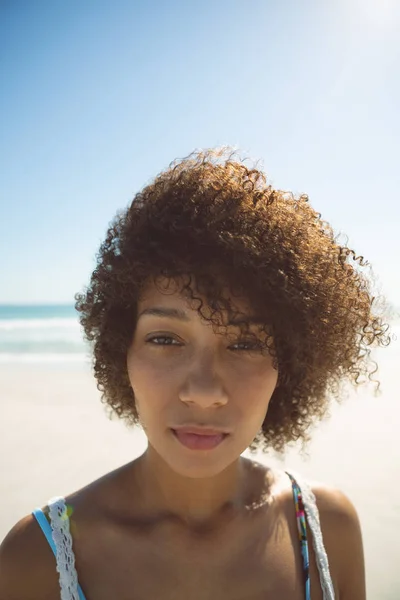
[229,339,264,352]
[145,335,181,346]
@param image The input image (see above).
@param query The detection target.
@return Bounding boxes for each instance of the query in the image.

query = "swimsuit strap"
[286,470,335,600]
[32,497,86,600]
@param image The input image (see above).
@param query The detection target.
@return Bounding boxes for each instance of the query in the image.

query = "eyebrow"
[137,306,266,327]
[138,307,190,321]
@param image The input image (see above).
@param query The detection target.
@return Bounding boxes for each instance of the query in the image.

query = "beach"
[1,336,399,599]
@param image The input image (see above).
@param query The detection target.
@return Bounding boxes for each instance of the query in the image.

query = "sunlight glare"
[360,0,399,28]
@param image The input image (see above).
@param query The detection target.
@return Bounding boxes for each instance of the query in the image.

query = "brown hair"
[75,147,393,455]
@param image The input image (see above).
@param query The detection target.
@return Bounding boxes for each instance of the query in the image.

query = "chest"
[72,512,326,600]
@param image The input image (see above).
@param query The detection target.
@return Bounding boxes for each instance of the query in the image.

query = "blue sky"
[1,0,399,311]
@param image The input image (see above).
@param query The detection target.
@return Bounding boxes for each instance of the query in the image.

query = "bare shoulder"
[0,511,60,600]
[0,462,135,600]
[308,480,366,600]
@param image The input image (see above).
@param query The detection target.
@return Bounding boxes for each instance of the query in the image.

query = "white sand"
[1,340,399,598]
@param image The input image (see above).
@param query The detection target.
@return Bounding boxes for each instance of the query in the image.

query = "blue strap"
[32,508,87,600]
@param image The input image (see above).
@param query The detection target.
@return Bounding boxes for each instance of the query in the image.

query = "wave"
[0,316,87,355]
[0,318,79,331]
[0,353,90,364]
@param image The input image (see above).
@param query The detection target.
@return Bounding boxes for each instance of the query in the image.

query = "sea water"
[0,304,89,365]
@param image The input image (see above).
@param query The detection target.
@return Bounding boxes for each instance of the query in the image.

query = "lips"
[171,428,229,450]
[173,426,228,436]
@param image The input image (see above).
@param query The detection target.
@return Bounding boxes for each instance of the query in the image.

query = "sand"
[1,341,399,599]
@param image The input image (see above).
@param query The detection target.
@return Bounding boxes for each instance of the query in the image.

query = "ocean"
[0,304,89,364]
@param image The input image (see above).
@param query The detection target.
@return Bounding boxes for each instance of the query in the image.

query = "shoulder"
[306,478,363,542]
[307,479,366,600]
[276,469,362,531]
[277,470,366,599]
[283,470,361,526]
[0,511,60,600]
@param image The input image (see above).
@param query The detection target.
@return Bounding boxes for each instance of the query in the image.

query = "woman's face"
[127,277,279,478]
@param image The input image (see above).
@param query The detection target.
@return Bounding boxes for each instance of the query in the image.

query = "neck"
[134,446,250,528]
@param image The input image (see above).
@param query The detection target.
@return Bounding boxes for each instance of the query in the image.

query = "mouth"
[173,426,229,436]
[171,428,229,451]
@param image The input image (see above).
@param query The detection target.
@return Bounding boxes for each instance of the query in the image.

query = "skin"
[126,275,279,526]
[0,277,366,599]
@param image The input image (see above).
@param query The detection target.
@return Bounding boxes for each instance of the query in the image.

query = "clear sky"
[1,0,399,310]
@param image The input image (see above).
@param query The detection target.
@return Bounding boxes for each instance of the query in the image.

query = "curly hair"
[75,146,393,455]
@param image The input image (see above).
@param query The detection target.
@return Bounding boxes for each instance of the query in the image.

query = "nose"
[178,350,229,408]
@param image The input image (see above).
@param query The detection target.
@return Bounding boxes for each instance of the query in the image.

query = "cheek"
[231,361,278,395]
[127,354,175,418]
[231,366,278,420]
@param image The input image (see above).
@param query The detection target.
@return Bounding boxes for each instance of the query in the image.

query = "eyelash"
[145,335,264,352]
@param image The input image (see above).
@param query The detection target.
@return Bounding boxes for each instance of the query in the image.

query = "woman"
[0,147,391,599]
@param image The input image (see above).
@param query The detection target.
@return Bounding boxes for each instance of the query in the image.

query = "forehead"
[137,275,256,322]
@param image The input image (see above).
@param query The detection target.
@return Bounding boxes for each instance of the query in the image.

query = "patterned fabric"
[32,470,335,600]
[286,471,311,599]
[48,499,82,600]
[32,498,85,600]
[287,472,336,600]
